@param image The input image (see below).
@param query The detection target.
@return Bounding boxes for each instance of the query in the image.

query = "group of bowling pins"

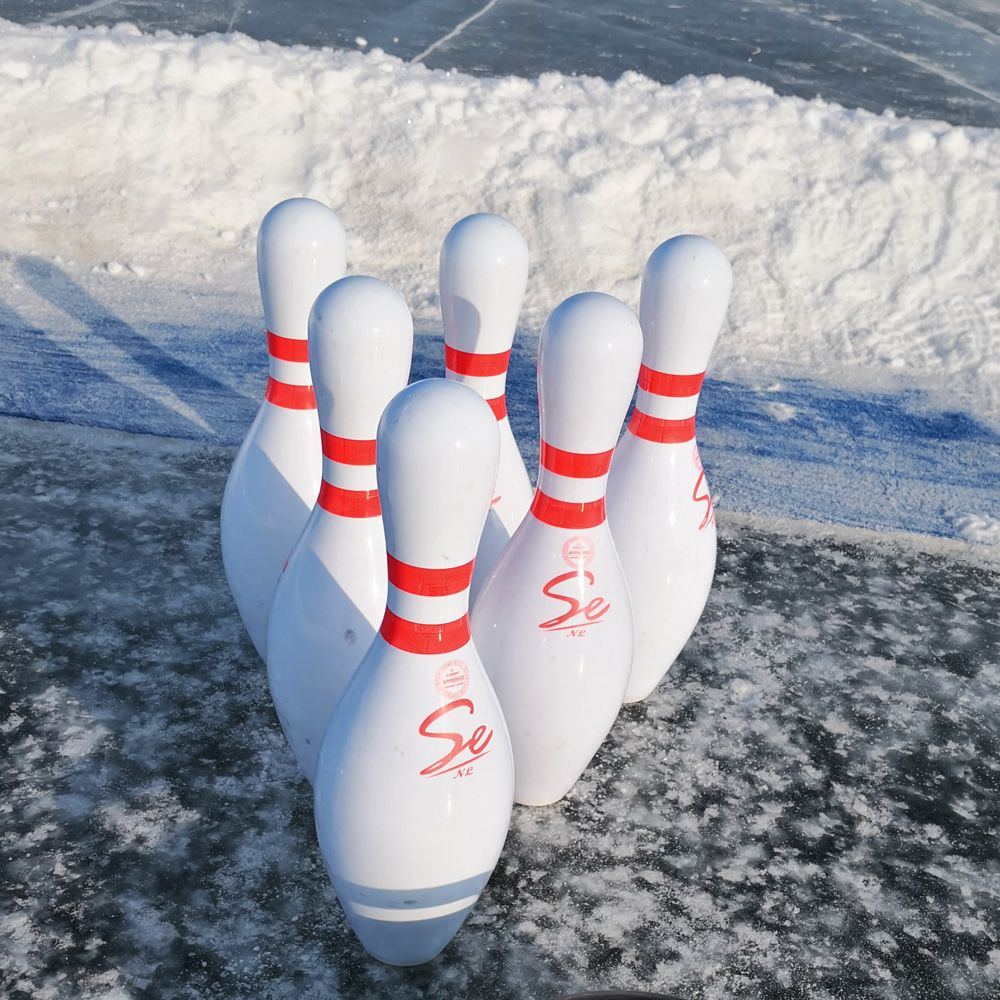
[220,198,732,966]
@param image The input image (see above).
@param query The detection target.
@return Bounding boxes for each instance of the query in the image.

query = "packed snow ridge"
[0,18,998,416]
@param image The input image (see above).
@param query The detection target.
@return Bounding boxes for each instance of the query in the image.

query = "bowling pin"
[440,213,533,600]
[266,276,413,784]
[606,235,732,703]
[472,292,642,806]
[220,198,347,657]
[314,379,514,967]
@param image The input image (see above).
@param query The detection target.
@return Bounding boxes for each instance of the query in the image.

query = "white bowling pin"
[440,213,533,601]
[220,198,347,658]
[314,379,514,967]
[607,235,732,703]
[266,276,413,784]
[471,292,642,807]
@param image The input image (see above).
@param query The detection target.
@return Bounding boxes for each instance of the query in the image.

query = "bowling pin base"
[623,651,684,703]
[621,548,716,705]
[515,791,569,808]
[513,770,589,807]
[622,674,674,705]
[335,872,490,966]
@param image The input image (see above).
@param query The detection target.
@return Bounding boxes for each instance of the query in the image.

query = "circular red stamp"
[435,659,469,699]
[562,535,595,568]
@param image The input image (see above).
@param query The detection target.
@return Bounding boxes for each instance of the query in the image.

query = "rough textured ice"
[1,416,998,999]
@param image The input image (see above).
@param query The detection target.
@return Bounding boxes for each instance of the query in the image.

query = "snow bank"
[0,19,998,414]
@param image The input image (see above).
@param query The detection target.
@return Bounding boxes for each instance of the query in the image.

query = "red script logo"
[538,570,611,635]
[692,446,714,530]
[693,470,714,530]
[418,699,493,778]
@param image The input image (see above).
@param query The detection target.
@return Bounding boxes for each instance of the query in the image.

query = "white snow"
[954,512,1000,545]
[1,18,998,417]
[757,401,797,422]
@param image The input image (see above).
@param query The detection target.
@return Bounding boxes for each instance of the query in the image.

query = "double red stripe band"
[387,555,474,596]
[265,377,316,410]
[321,431,376,465]
[530,491,606,529]
[629,409,696,444]
[380,608,470,654]
[267,331,310,363]
[317,482,381,518]
[638,365,704,397]
[486,395,507,420]
[540,441,614,479]
[445,346,511,378]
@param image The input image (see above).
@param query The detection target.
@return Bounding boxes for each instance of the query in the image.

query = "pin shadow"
[0,293,184,434]
[15,256,241,437]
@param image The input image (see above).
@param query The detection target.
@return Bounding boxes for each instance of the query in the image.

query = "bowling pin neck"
[627,363,704,445]
[316,429,380,519]
[264,330,316,411]
[444,347,510,421]
[530,439,613,530]
[379,553,474,655]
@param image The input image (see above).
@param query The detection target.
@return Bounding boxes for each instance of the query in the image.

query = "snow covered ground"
[1,19,998,540]
[1,9,999,998]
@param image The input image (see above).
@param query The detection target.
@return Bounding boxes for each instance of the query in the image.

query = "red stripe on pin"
[486,395,507,420]
[265,377,316,410]
[317,482,381,518]
[628,409,696,443]
[530,491,606,529]
[540,441,614,478]
[379,608,470,654]
[267,331,310,363]
[321,431,377,465]
[638,365,704,397]
[445,346,511,377]
[387,555,474,596]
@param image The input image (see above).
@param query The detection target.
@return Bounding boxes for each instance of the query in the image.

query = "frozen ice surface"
[8,0,1000,126]
[2,414,998,998]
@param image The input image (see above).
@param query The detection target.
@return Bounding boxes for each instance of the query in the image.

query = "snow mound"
[0,19,998,414]
[955,513,1000,545]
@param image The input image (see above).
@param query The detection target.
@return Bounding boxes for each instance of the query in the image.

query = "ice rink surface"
[2,416,998,999]
[8,0,1000,126]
